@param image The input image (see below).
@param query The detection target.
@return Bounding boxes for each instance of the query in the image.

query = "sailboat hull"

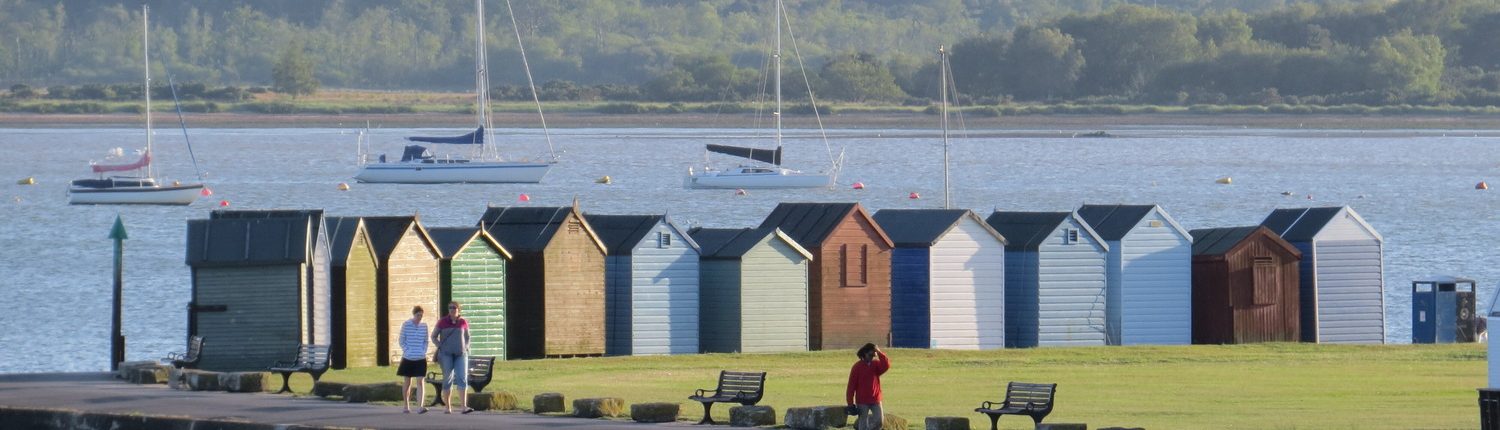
[685,169,832,189]
[355,161,551,184]
[68,183,204,205]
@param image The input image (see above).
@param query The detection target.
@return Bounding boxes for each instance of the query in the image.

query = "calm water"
[3,125,1498,373]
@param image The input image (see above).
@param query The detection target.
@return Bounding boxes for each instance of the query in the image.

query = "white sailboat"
[354,0,556,184]
[684,0,838,189]
[69,5,205,205]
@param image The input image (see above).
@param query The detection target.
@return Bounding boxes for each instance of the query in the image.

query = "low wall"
[0,406,347,430]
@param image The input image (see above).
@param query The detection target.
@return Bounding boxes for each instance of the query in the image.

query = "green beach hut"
[688,226,812,353]
[428,227,512,360]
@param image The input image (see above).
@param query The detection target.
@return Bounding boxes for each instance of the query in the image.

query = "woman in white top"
[397,306,430,413]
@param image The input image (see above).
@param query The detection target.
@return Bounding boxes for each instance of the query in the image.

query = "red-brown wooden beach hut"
[1189,226,1302,344]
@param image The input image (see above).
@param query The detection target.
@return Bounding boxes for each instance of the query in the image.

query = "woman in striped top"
[397,306,430,414]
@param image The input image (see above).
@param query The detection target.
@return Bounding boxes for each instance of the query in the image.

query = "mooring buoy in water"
[1215,177,1232,185]
[1478,181,1490,190]
[909,192,921,199]
[518,193,531,202]
[735,189,748,196]
[595,176,612,185]
[16,177,35,185]
[852,182,865,190]
[1281,191,1294,196]
[337,182,350,191]
[200,187,213,197]
[219,200,230,207]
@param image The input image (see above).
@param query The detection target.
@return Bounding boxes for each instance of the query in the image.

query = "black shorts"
[396,359,427,378]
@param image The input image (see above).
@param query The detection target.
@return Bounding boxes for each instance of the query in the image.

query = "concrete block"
[1097,427,1143,430]
[533,392,566,413]
[784,406,847,430]
[925,416,970,430]
[218,372,273,393]
[1038,424,1087,430]
[115,360,158,379]
[630,402,680,423]
[469,391,519,411]
[883,413,907,430]
[342,382,403,403]
[730,405,777,427]
[130,367,168,385]
[573,397,625,418]
[311,381,351,398]
[183,370,223,391]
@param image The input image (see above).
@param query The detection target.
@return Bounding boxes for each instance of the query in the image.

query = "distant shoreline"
[5,111,1500,132]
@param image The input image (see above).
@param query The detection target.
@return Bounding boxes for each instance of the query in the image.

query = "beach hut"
[208,210,331,346]
[984,211,1108,347]
[758,202,894,350]
[1189,226,1302,344]
[479,205,608,359]
[1077,204,1194,345]
[324,216,379,369]
[689,227,812,353]
[428,227,511,360]
[185,215,325,371]
[362,216,441,365]
[585,214,701,356]
[1261,206,1385,344]
[872,209,1008,350]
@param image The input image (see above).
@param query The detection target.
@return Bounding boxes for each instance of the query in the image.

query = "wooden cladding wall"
[193,265,304,371]
[1192,233,1301,344]
[810,213,891,350]
[540,218,606,357]
[332,229,378,369]
[379,229,439,365]
[444,239,507,360]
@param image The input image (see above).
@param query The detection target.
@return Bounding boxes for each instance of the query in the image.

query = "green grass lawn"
[286,343,1482,429]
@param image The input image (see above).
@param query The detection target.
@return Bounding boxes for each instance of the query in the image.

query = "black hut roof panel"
[211,209,324,240]
[186,218,310,266]
[1189,226,1261,256]
[985,211,1070,251]
[361,216,419,260]
[583,214,664,256]
[477,206,575,253]
[756,202,858,248]
[1260,207,1342,242]
[1076,204,1156,241]
[426,227,483,259]
[690,227,780,258]
[324,216,364,266]
[871,209,970,247]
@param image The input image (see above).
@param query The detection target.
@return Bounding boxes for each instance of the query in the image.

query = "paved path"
[0,372,686,429]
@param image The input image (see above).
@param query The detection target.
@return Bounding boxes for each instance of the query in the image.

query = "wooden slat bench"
[426,356,496,407]
[687,370,766,425]
[268,344,330,394]
[975,382,1057,430]
[164,335,204,369]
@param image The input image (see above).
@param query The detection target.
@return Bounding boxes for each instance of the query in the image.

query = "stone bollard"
[1038,424,1088,430]
[342,382,404,403]
[533,392,566,413]
[573,397,625,418]
[882,413,907,430]
[311,381,351,398]
[469,391,519,411]
[784,406,847,430]
[730,405,777,427]
[218,372,273,393]
[630,402,680,423]
[925,416,970,430]
[167,368,189,390]
[183,370,223,391]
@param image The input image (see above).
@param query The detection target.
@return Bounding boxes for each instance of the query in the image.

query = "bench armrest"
[166,352,185,361]
[693,389,715,398]
[979,400,1000,410]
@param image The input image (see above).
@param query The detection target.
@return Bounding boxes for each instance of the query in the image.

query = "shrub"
[597,103,649,114]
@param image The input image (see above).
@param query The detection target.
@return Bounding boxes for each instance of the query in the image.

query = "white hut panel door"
[629,227,700,355]
[1312,213,1385,343]
[928,218,1006,350]
[1116,212,1193,345]
[1036,221,1107,346]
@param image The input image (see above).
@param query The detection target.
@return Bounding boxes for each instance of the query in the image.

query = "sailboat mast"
[773,0,783,151]
[940,46,950,209]
[143,4,154,179]
[475,0,494,159]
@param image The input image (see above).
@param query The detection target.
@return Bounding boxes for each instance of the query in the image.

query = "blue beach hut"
[872,209,1008,350]
[584,214,702,356]
[985,211,1109,347]
[1077,204,1193,345]
[1261,206,1386,344]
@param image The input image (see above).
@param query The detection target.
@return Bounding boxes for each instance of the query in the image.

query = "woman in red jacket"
[846,343,890,430]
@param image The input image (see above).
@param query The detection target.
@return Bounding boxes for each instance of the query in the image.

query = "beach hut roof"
[477,206,607,254]
[756,202,893,248]
[1189,226,1300,257]
[872,209,1007,247]
[186,217,310,266]
[1077,204,1191,241]
[584,214,701,255]
[427,227,512,260]
[1260,206,1382,242]
[362,215,441,260]
[324,216,375,267]
[985,211,1106,251]
[689,227,812,260]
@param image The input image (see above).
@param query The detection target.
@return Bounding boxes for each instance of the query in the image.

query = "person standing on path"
[397,306,430,414]
[432,301,473,414]
[846,343,890,430]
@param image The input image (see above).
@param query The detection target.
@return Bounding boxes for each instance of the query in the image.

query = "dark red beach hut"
[1189,226,1302,344]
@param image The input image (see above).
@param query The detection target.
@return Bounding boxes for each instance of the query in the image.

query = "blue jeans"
[437,353,467,391]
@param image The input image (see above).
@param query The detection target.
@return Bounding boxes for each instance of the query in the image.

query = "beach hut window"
[657,232,671,248]
[1251,257,1278,305]
[567,220,582,234]
[1064,229,1080,244]
[842,244,868,287]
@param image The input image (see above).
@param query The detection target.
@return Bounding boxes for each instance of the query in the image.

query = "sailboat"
[354,0,556,184]
[684,0,838,189]
[69,5,204,205]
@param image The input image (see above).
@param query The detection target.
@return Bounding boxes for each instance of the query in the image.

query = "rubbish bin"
[1482,389,1500,430]
[1412,276,1477,343]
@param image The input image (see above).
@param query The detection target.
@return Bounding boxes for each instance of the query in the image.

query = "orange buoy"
[908,192,920,199]
[200,187,213,197]
[218,200,230,207]
[1478,181,1489,190]
[852,182,865,190]
[518,193,531,202]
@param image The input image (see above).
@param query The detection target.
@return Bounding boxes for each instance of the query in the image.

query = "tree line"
[5,0,1500,107]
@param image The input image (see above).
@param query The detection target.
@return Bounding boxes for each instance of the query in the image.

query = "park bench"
[164,335,204,369]
[687,370,766,425]
[975,382,1057,430]
[268,344,330,394]
[426,356,496,406]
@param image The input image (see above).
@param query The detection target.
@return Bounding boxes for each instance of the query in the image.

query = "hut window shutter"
[1251,257,1277,305]
[842,244,867,288]
[1064,229,1080,244]
[568,220,582,234]
[658,232,671,248]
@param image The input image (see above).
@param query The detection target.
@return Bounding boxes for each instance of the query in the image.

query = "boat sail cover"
[91,151,151,173]
[706,144,782,165]
[407,127,484,144]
